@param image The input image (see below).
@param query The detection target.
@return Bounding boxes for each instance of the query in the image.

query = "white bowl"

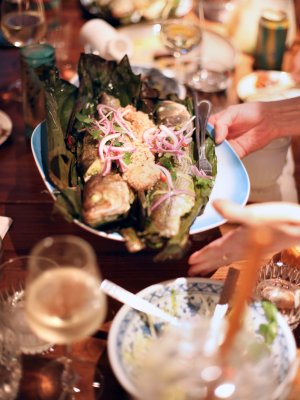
[108,277,297,400]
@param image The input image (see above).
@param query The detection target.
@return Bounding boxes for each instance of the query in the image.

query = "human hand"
[291,50,300,82]
[209,101,287,158]
[188,199,300,276]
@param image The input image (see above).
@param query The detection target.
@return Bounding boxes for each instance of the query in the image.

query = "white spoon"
[101,279,178,325]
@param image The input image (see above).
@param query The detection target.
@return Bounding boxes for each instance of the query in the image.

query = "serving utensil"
[205,267,240,355]
[101,279,178,325]
[193,94,213,177]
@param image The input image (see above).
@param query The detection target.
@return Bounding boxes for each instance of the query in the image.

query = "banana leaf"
[42,53,217,260]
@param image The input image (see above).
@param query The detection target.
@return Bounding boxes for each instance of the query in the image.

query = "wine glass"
[0,0,46,102]
[160,17,202,84]
[25,235,107,400]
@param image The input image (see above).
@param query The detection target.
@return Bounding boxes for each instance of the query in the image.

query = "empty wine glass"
[25,235,107,400]
[0,0,46,102]
[160,17,202,83]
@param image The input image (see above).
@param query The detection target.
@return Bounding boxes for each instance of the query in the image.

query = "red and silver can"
[254,9,289,70]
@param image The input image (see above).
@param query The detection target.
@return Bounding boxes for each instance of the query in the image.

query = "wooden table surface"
[1,1,300,398]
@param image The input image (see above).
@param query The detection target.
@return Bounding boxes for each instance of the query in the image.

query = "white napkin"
[0,216,13,239]
[79,19,133,61]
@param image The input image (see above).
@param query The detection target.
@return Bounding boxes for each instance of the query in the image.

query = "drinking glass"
[0,316,22,400]
[255,253,300,330]
[134,315,276,400]
[25,235,107,400]
[0,0,46,102]
[0,256,55,354]
[160,17,202,83]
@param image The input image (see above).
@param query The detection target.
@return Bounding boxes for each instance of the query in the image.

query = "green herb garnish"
[259,301,278,345]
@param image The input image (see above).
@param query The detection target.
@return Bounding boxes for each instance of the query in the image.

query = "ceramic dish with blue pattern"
[108,277,297,400]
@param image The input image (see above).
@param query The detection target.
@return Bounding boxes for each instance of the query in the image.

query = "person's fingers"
[209,112,232,144]
[188,227,248,276]
[214,120,230,144]
[213,199,300,226]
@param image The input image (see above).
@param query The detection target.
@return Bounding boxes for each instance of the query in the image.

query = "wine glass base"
[0,79,22,103]
[35,357,104,400]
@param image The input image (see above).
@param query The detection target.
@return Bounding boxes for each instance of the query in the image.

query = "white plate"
[118,22,237,72]
[0,110,12,146]
[31,122,249,241]
[237,71,298,102]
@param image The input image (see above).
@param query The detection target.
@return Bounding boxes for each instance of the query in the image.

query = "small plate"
[0,110,12,146]
[237,71,297,102]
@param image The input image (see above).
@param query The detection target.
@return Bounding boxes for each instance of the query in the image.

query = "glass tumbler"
[20,43,55,138]
[0,256,56,354]
[255,253,300,330]
[0,318,22,400]
[134,315,276,400]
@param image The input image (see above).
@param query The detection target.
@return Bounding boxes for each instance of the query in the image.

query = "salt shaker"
[20,43,55,139]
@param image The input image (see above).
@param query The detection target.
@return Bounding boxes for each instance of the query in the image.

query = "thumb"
[213,199,300,225]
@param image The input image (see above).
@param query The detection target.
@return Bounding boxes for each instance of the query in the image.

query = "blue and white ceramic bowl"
[108,277,297,400]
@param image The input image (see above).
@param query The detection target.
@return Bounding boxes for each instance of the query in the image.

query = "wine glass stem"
[59,345,78,399]
[174,51,184,84]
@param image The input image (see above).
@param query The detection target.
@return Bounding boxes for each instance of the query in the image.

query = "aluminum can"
[254,9,289,70]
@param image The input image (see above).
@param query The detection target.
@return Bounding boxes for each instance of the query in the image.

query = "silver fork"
[193,93,213,177]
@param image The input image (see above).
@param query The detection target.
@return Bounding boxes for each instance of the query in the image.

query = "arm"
[210,98,300,158]
[188,199,300,276]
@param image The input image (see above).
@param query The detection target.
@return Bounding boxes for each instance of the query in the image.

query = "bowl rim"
[107,276,297,399]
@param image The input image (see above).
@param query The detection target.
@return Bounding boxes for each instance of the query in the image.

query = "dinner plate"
[0,110,12,146]
[237,71,299,102]
[31,122,249,241]
[118,22,237,72]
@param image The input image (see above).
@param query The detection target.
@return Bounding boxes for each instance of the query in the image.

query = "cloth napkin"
[0,216,13,239]
[79,19,133,61]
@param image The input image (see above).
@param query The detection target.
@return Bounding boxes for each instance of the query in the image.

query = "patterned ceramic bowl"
[108,277,297,400]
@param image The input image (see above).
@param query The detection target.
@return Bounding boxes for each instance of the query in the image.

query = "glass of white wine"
[0,0,46,102]
[25,235,107,400]
[160,17,202,84]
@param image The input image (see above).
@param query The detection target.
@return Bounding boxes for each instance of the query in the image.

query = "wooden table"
[0,1,300,398]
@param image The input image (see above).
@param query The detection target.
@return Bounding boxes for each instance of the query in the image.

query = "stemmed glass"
[0,0,46,101]
[25,235,107,400]
[160,17,202,84]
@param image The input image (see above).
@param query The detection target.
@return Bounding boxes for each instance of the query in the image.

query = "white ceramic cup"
[242,136,291,190]
[79,18,133,61]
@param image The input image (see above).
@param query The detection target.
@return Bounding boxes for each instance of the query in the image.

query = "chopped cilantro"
[123,153,132,165]
[75,112,94,124]
[259,301,278,345]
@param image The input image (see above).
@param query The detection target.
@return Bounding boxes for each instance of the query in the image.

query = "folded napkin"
[0,216,13,239]
[79,19,133,61]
